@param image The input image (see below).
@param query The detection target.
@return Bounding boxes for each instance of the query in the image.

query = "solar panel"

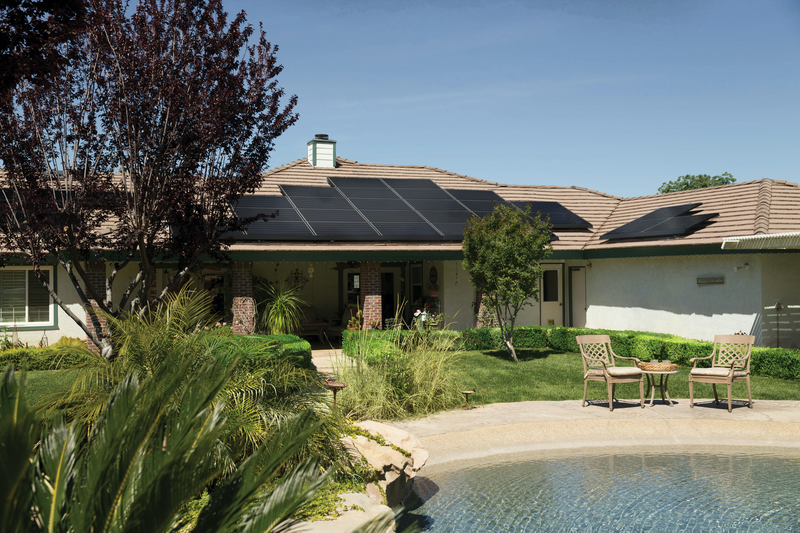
[639,203,702,220]
[602,203,717,241]
[280,185,379,238]
[328,177,442,238]
[228,195,313,240]
[511,201,592,229]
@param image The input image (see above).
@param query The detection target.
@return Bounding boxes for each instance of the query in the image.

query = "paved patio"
[312,349,800,468]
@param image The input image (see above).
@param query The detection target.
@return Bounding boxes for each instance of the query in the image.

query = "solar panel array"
[229,178,590,242]
[511,201,593,230]
[601,203,717,241]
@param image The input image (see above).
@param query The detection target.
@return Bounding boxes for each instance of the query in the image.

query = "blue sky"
[232,0,800,198]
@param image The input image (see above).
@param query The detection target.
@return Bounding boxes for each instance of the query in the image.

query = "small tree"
[658,172,735,194]
[462,203,553,362]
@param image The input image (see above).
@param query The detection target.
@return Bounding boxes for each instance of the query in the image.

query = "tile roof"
[256,157,800,254]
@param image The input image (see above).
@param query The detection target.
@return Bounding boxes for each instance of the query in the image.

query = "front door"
[570,267,586,327]
[540,267,563,326]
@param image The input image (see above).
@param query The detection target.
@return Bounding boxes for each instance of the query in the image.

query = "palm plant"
[256,281,308,335]
[0,359,333,533]
[40,287,360,494]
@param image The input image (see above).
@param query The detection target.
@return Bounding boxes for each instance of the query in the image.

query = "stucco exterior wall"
[441,260,476,330]
[760,253,800,348]
[585,255,762,343]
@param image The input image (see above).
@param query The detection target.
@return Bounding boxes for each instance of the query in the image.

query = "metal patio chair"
[577,334,644,411]
[689,334,754,412]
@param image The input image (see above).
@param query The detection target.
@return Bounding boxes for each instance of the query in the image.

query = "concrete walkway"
[311,351,800,469]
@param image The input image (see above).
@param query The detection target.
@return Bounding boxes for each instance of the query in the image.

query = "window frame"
[0,266,56,329]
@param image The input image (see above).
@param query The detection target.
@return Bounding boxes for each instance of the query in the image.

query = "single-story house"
[4,134,800,347]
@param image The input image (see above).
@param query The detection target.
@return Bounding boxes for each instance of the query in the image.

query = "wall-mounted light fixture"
[733,263,750,272]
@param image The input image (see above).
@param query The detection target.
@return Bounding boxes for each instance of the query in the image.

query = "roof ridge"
[619,178,774,201]
[493,183,620,199]
[754,179,774,235]
[264,157,307,175]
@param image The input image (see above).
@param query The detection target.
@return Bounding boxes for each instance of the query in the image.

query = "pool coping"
[385,399,800,468]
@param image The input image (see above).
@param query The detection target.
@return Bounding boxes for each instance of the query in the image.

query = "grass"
[24,370,75,406]
[458,348,800,405]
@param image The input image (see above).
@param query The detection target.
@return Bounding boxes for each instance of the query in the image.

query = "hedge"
[341,329,463,357]
[0,345,93,370]
[352,325,800,382]
[235,334,313,370]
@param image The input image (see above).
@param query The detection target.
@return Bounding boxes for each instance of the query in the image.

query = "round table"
[641,370,678,407]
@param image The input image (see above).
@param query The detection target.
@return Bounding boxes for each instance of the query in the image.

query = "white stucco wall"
[441,260,476,329]
[585,255,762,343]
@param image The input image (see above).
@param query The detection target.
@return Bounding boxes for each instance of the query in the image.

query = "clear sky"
[231,0,800,198]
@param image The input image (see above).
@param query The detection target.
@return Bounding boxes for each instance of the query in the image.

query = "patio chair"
[689,334,754,412]
[576,335,644,411]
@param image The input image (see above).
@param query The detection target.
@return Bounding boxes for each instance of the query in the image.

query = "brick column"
[359,260,382,329]
[232,262,255,335]
[84,262,107,352]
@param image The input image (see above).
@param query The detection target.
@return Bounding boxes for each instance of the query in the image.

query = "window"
[542,270,559,302]
[0,267,53,326]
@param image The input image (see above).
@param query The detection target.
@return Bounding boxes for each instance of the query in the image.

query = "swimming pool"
[404,450,800,532]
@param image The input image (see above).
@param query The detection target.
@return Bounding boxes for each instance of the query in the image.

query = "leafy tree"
[0,0,298,356]
[462,204,553,362]
[0,0,87,93]
[657,172,735,194]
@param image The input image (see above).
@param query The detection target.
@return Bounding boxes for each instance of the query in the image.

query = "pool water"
[404,451,800,532]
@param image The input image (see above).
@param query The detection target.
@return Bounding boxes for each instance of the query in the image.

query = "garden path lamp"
[325,379,347,409]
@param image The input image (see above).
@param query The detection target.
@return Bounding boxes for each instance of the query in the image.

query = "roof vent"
[308,134,336,168]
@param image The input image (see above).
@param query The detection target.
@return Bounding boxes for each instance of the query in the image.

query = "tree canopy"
[658,172,735,194]
[0,0,298,355]
[462,203,553,362]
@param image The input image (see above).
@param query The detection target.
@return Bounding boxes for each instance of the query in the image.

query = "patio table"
[641,369,678,407]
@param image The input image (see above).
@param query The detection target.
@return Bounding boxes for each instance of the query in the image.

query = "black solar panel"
[228,195,313,240]
[280,185,379,238]
[382,178,441,189]
[639,203,702,220]
[602,203,717,241]
[511,201,592,229]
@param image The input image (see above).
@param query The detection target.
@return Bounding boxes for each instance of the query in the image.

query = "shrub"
[219,334,313,370]
[0,344,93,370]
[336,328,464,420]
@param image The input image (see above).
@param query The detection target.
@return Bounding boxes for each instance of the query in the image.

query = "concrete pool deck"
[312,349,800,468]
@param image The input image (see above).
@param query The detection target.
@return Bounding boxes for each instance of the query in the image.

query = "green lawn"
[24,370,75,406]
[457,348,800,405]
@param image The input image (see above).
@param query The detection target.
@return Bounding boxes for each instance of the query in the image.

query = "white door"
[570,267,586,327]
[540,267,562,326]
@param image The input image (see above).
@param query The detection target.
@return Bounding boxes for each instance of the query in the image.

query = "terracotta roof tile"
[253,160,800,254]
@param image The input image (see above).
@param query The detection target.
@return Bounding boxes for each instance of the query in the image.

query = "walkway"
[311,351,800,469]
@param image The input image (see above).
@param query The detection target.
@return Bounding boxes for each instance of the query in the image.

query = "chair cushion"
[691,367,749,378]
[585,367,642,378]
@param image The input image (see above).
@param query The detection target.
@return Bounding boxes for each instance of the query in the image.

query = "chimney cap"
[315,134,329,140]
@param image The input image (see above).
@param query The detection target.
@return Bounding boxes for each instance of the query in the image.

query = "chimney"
[307,134,336,168]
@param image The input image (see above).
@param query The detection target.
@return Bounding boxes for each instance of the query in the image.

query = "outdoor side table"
[641,370,678,407]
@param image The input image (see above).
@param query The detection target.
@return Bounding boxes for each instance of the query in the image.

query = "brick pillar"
[232,262,255,335]
[84,262,108,352]
[360,261,382,329]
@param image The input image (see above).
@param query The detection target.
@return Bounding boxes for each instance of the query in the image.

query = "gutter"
[721,231,800,250]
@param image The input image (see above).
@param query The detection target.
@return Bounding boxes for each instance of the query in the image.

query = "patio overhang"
[721,231,800,250]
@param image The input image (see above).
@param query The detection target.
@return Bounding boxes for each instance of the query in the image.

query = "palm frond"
[0,366,39,533]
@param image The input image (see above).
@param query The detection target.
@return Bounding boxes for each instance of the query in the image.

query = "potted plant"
[428,283,439,297]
